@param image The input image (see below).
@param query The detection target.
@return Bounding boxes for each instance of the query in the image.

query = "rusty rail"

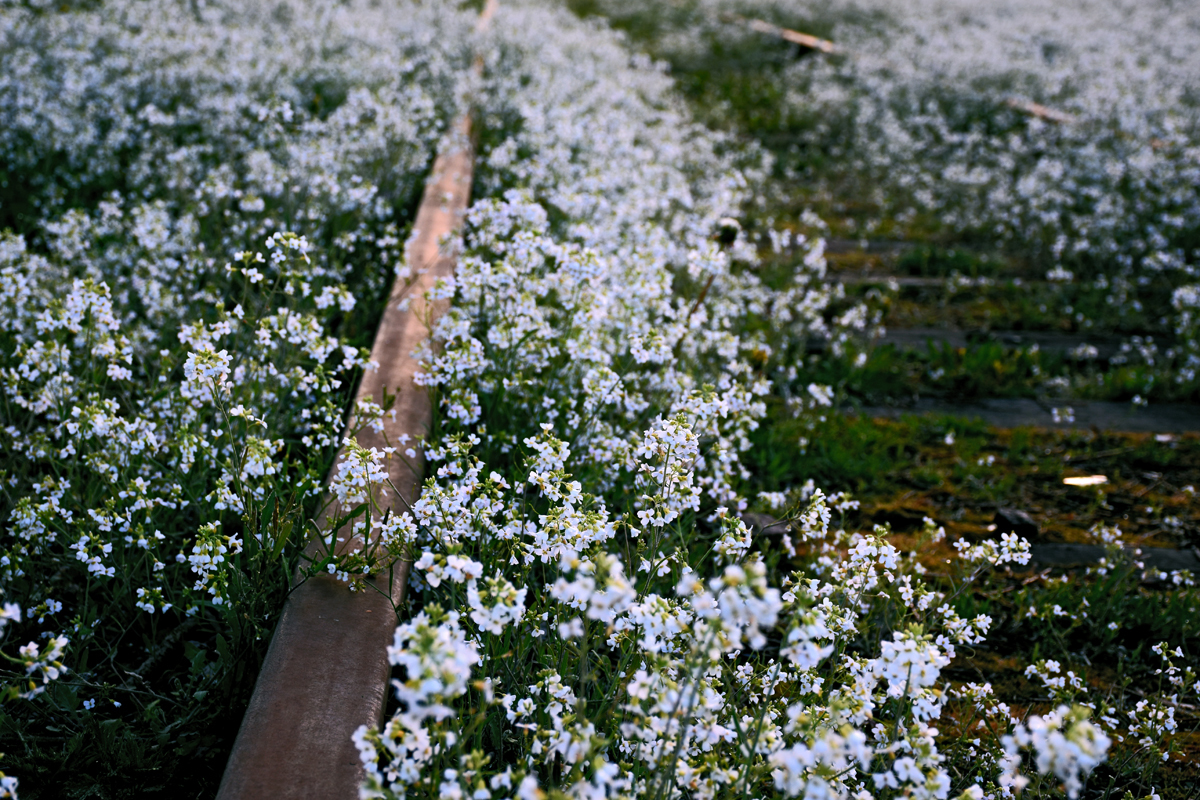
[216,3,495,796]
[724,13,838,54]
[1005,97,1075,124]
[745,16,837,54]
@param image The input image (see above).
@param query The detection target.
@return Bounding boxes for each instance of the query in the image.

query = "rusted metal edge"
[216,3,496,794]
[1005,97,1075,125]
[724,13,838,54]
[748,17,837,54]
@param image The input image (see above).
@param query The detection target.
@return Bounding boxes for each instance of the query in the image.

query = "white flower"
[468,574,528,634]
[806,383,833,407]
[1004,705,1111,799]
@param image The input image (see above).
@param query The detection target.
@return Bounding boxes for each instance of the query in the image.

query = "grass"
[747,410,1200,545]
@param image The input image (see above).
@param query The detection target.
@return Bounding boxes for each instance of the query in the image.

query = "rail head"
[216,6,492,797]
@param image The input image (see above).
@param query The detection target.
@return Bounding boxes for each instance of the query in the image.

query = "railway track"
[217,3,496,796]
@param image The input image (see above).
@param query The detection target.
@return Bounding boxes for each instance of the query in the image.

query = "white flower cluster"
[15,635,69,701]
[331,439,391,507]
[355,608,480,794]
[1001,706,1111,799]
[355,5,1117,799]
[0,0,480,775]
[366,424,1069,798]
[588,0,1200,390]
[4,0,1175,796]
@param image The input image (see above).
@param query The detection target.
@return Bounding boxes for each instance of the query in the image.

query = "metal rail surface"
[216,3,496,795]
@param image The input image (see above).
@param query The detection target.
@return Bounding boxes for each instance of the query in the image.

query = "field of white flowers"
[0,0,1196,798]
[674,0,1200,397]
[0,0,475,793]
[351,4,1190,800]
